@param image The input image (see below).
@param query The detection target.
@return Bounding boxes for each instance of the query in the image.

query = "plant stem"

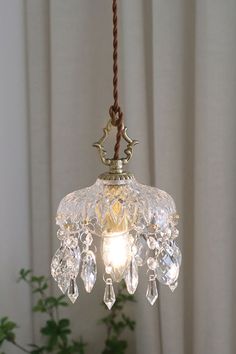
[41,291,54,320]
[55,306,59,322]
[11,341,30,353]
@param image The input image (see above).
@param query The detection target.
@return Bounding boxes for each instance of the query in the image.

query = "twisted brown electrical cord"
[109,0,124,160]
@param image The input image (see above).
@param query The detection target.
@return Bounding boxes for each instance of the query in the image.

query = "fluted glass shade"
[51,176,181,308]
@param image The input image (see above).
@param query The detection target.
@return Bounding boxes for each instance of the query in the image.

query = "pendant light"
[51,0,182,309]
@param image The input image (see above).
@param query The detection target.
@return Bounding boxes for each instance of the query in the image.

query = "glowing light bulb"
[102,232,132,282]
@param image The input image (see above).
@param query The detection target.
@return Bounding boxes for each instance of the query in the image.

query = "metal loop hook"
[93,118,138,168]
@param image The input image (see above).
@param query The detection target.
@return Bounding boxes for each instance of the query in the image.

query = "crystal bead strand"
[80,230,97,293]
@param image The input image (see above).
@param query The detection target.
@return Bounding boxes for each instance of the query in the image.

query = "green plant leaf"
[33,299,47,313]
[103,338,127,354]
[121,314,135,331]
[0,330,6,343]
[40,319,72,351]
[18,269,31,282]
[0,317,18,346]
[59,319,70,328]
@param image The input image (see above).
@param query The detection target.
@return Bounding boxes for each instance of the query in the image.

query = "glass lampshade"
[51,176,181,308]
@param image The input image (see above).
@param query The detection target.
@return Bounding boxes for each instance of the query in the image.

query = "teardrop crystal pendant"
[67,278,79,303]
[146,274,158,306]
[169,281,178,292]
[155,242,181,285]
[81,250,97,293]
[125,257,138,294]
[104,278,116,310]
[51,244,81,294]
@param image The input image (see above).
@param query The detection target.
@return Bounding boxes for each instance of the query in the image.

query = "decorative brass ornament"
[93,118,138,177]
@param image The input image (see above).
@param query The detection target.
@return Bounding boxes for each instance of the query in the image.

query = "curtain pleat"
[193,1,236,353]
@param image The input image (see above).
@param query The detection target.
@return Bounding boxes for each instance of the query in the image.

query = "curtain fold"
[193,1,236,353]
[1,0,236,353]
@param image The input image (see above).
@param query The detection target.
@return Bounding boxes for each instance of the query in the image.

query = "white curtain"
[1,0,236,353]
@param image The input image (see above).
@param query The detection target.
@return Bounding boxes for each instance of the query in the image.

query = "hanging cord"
[109,0,124,160]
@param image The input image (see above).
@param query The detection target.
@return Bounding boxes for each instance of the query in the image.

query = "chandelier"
[51,0,182,310]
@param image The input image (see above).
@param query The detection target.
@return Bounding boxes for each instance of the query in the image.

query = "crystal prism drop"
[155,246,180,285]
[104,278,116,310]
[67,278,79,303]
[169,281,178,292]
[81,250,97,293]
[51,247,62,280]
[146,275,158,305]
[125,257,138,294]
[51,244,81,295]
[51,246,81,278]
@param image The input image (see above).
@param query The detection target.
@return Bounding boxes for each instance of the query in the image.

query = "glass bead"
[147,236,157,250]
[147,257,158,270]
